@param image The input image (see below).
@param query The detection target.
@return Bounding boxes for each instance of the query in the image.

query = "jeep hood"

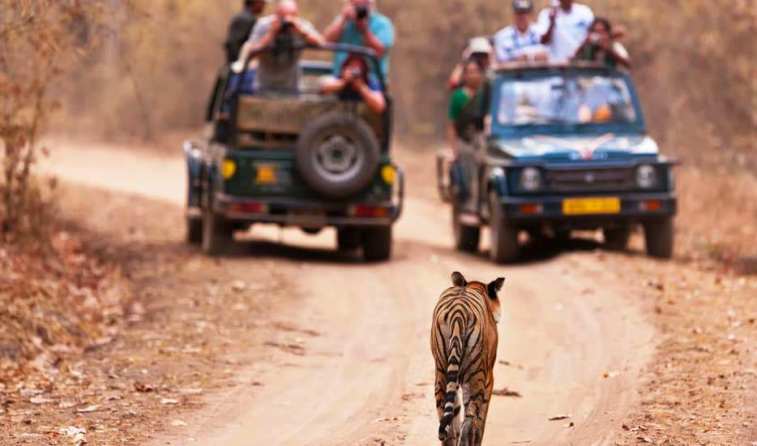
[491,134,659,161]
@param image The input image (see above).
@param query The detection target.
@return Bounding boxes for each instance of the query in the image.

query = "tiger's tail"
[438,334,462,441]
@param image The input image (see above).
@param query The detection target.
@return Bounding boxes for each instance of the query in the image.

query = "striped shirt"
[493,24,544,63]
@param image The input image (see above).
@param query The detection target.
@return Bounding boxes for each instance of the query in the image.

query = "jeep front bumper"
[496,192,677,227]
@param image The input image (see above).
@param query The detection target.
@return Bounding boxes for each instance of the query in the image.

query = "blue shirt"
[332,12,395,80]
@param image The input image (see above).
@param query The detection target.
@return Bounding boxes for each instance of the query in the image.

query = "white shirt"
[493,24,546,63]
[535,3,594,63]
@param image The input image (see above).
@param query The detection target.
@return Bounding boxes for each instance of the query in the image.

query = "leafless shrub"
[0,0,107,236]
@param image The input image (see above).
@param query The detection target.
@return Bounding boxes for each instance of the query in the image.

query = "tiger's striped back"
[431,272,503,446]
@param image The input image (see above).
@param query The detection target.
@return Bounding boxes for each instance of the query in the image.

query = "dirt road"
[42,142,655,446]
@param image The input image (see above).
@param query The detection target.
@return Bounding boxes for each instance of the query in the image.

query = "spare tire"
[296,111,380,199]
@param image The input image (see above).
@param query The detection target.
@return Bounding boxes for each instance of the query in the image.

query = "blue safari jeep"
[437,63,677,263]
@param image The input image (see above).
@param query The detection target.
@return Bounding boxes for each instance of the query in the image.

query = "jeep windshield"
[491,68,645,137]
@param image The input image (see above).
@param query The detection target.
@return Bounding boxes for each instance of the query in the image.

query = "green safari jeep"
[184,45,404,261]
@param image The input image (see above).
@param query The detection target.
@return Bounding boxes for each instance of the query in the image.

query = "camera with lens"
[355,5,369,20]
[348,67,363,79]
[280,19,294,33]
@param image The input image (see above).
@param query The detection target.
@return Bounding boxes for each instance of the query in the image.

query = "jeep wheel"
[202,208,233,256]
[603,225,632,251]
[186,216,203,245]
[296,112,381,199]
[644,218,674,259]
[362,226,392,262]
[337,227,361,252]
[489,192,519,264]
[452,207,480,253]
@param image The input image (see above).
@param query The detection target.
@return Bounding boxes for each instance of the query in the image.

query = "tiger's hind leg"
[435,369,461,446]
[459,377,493,446]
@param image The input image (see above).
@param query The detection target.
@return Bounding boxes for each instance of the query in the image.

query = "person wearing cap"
[447,37,492,91]
[324,0,395,79]
[536,0,594,63]
[493,0,547,64]
[225,0,268,64]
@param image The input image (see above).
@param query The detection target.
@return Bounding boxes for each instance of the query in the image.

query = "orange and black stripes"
[431,273,503,446]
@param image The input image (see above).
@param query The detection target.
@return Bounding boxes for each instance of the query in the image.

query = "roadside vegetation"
[0,4,136,437]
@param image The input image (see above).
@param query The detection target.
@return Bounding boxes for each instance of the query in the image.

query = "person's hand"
[230,60,245,74]
[269,16,282,34]
[290,17,308,35]
[549,6,557,22]
[341,3,355,21]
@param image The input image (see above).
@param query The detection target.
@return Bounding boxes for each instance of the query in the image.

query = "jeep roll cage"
[207,43,393,152]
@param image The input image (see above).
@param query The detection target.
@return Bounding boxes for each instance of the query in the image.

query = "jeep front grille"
[546,168,635,192]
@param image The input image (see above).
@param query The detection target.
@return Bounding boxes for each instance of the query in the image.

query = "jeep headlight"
[636,164,657,189]
[520,167,542,192]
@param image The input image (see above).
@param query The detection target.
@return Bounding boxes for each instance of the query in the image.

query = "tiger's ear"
[487,277,505,299]
[451,271,467,287]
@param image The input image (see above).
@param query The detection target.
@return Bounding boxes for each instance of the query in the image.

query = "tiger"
[431,271,504,446]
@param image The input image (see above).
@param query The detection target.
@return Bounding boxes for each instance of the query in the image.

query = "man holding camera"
[536,0,594,63]
[233,0,324,92]
[324,0,395,79]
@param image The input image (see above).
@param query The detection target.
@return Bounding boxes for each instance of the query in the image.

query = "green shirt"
[449,88,472,122]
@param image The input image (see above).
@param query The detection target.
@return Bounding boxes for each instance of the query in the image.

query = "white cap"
[468,37,493,55]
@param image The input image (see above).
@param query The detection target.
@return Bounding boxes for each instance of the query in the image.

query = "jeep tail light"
[519,203,543,215]
[639,200,662,212]
[229,202,268,214]
[349,205,390,218]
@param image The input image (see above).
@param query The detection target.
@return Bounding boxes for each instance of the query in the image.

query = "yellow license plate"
[255,164,277,185]
[563,197,621,215]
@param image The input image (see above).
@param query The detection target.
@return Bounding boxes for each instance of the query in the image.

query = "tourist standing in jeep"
[537,0,594,63]
[494,0,548,63]
[233,0,325,91]
[324,0,395,77]
[225,0,268,64]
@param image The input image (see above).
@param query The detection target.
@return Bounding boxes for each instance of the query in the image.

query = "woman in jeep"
[320,54,386,113]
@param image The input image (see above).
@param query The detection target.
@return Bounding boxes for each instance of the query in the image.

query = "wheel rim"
[311,133,364,183]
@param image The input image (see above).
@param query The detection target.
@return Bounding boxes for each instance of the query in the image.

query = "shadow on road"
[215,238,366,265]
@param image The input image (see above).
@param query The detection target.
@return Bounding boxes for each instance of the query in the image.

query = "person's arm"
[320,76,348,94]
[234,19,279,72]
[324,5,353,42]
[356,19,386,57]
[606,41,631,68]
[353,79,386,113]
[540,8,557,44]
[225,16,243,61]
[294,19,326,46]
[447,90,465,155]
[572,38,591,60]
[448,63,464,91]
[447,121,460,156]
